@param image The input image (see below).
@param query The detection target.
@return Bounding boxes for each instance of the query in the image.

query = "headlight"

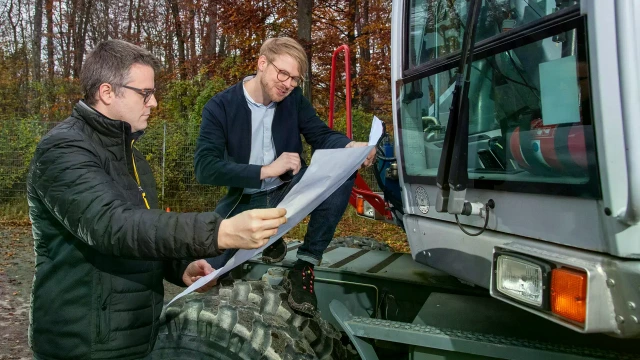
[363,200,376,218]
[494,253,552,309]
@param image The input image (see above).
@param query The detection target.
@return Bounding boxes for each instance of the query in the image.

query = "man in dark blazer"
[195,37,374,315]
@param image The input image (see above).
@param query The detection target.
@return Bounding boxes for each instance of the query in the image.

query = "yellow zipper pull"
[130,139,150,209]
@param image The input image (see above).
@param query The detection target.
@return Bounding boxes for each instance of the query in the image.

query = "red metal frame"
[328,45,352,139]
[328,45,391,220]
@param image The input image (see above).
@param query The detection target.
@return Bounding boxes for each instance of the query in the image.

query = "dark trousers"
[206,167,355,269]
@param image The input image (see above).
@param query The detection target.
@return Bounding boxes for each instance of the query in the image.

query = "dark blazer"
[194,81,351,216]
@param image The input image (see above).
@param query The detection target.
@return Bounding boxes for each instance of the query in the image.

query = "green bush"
[0,118,44,196]
[136,74,229,211]
[0,75,385,214]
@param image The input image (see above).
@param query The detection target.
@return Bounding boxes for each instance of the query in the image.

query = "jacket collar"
[73,101,143,141]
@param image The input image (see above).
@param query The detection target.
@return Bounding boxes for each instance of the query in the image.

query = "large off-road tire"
[329,236,393,252]
[150,280,355,360]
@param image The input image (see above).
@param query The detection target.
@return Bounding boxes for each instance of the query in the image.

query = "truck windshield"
[408,0,570,67]
[399,0,600,198]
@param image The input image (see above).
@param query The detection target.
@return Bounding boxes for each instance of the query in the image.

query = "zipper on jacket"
[95,273,110,343]
[225,195,243,219]
[96,274,102,339]
[148,288,155,352]
[130,139,151,209]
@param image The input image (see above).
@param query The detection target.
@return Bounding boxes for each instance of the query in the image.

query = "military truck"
[150,0,640,358]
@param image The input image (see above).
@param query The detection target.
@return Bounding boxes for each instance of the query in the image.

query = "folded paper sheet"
[167,117,383,305]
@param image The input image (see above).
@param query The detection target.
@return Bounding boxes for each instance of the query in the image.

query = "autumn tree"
[0,0,392,122]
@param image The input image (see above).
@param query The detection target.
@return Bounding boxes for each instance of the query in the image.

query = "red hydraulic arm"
[328,45,391,220]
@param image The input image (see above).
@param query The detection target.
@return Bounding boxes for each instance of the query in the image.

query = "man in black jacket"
[27,39,287,360]
[194,37,375,315]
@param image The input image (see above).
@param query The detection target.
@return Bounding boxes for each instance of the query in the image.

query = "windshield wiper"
[436,0,483,215]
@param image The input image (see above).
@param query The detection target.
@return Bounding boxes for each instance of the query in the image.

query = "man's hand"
[346,141,376,167]
[218,208,287,250]
[261,152,301,179]
[182,259,217,293]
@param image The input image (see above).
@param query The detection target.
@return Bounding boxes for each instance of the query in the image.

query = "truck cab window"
[408,0,559,69]
[400,2,599,198]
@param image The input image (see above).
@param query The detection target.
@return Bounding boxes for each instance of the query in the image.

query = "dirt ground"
[0,223,188,359]
[0,224,33,359]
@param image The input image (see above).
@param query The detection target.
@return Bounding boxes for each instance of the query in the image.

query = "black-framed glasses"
[268,62,304,87]
[122,85,156,104]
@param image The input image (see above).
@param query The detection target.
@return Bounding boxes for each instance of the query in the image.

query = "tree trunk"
[135,0,142,42]
[8,0,19,53]
[46,0,54,81]
[297,0,313,102]
[359,0,373,111]
[188,1,197,72]
[169,0,186,78]
[164,5,174,74]
[189,1,197,55]
[72,0,93,78]
[218,34,226,58]
[33,0,44,83]
[205,2,217,61]
[347,0,358,107]
[197,1,205,59]
[62,0,74,78]
[16,0,30,115]
[127,0,134,38]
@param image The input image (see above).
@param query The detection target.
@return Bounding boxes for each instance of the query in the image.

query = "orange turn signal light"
[356,196,365,215]
[551,267,587,323]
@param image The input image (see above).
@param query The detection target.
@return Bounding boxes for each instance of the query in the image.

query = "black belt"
[239,183,287,204]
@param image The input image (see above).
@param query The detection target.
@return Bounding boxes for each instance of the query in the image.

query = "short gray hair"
[81,40,161,105]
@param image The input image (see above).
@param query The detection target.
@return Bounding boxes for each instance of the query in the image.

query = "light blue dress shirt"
[242,77,284,194]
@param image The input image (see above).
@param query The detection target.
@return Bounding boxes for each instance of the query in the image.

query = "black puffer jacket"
[27,102,224,360]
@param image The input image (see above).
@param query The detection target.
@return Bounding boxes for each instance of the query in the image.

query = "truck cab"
[389,0,640,338]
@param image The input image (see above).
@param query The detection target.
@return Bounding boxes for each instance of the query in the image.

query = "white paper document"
[167,144,374,305]
[368,116,384,146]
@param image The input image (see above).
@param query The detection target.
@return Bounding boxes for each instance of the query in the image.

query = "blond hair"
[260,37,308,79]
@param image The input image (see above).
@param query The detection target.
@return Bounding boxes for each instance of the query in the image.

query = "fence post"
[161,120,166,208]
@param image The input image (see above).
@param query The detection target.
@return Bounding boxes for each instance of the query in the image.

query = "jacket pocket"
[94,272,111,344]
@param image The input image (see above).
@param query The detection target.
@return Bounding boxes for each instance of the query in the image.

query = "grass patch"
[0,200,411,253]
[0,200,29,222]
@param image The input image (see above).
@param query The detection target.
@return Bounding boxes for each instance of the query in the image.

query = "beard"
[260,76,290,103]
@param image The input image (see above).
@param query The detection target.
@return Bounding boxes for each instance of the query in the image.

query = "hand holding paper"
[182,260,216,293]
[218,208,288,250]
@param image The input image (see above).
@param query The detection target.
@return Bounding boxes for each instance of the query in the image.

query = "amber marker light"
[356,196,365,215]
[551,267,587,324]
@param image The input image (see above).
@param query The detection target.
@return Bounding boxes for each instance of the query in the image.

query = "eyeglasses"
[122,85,156,104]
[268,62,304,87]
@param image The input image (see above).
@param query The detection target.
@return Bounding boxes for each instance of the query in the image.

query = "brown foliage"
[1,0,392,120]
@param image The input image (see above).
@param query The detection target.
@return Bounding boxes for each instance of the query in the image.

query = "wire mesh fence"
[0,119,380,218]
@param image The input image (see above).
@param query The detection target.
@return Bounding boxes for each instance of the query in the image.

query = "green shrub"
[0,118,44,197]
